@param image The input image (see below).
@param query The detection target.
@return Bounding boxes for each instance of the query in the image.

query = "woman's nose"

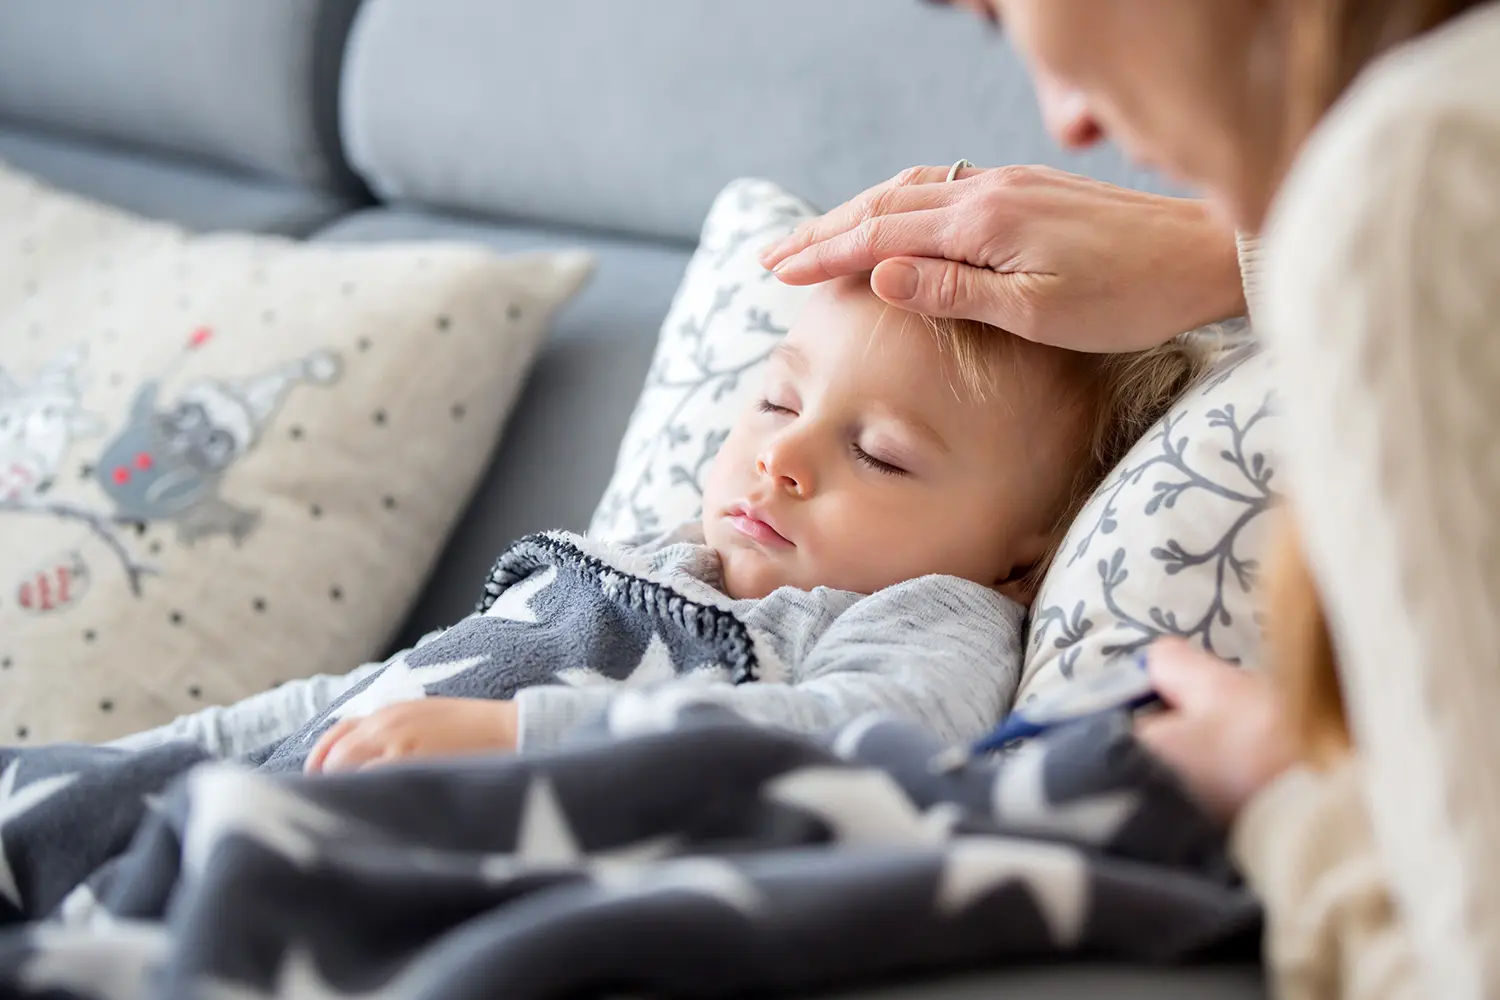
[1036,76,1104,150]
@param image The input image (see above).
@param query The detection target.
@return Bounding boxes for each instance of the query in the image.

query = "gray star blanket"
[0,707,1259,1000]
[251,531,767,772]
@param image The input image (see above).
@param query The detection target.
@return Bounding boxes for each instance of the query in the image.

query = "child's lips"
[726,506,794,548]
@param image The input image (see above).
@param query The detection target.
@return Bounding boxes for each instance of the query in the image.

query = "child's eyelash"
[852,444,908,477]
[755,400,907,477]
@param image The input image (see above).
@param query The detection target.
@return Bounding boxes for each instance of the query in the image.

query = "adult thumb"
[870,257,1016,327]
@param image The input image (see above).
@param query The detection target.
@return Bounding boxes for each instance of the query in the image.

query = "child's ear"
[992,531,1054,607]
[993,573,1039,608]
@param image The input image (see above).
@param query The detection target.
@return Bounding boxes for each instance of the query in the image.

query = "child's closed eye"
[852,443,909,477]
[757,398,797,416]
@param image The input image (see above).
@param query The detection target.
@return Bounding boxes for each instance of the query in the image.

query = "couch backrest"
[341,0,1181,244]
[0,0,363,192]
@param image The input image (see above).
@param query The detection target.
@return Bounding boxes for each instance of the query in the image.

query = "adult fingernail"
[758,240,784,264]
[883,262,920,301]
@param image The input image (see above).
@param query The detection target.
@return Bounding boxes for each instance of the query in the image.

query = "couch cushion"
[314,208,691,645]
[0,0,362,191]
[340,0,1177,243]
[0,166,591,742]
[0,127,356,236]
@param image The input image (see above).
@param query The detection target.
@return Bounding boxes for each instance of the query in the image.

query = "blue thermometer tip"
[933,651,1161,772]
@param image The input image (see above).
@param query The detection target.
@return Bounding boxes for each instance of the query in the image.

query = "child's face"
[702,278,1083,600]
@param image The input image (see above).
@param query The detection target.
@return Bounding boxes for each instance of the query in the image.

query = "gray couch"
[0,2,1265,996]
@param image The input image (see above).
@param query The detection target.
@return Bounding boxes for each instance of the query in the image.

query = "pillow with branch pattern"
[590,176,1278,716]
[588,179,818,541]
[1018,339,1278,704]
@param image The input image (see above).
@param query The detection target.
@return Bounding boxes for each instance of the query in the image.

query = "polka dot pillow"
[0,163,592,742]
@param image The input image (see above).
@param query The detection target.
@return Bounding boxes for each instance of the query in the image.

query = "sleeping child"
[112,274,1204,773]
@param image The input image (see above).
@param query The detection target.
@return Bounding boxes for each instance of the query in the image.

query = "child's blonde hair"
[922,315,1209,595]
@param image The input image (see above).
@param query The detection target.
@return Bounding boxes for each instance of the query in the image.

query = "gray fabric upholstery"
[313,208,690,645]
[0,0,363,191]
[340,0,1181,243]
[810,965,1265,1000]
[0,126,358,236]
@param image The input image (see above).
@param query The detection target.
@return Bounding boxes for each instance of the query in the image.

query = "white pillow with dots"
[0,163,591,743]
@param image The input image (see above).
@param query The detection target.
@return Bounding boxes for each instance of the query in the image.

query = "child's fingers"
[306,719,361,773]
[322,735,382,774]
[358,750,405,772]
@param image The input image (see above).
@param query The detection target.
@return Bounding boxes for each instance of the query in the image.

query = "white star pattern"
[477,776,677,883]
[21,921,169,1000]
[323,652,487,726]
[55,883,109,928]
[990,741,1139,844]
[936,837,1089,947]
[504,776,577,865]
[763,767,953,847]
[0,760,78,909]
[482,564,557,623]
[554,631,677,688]
[199,947,405,1000]
[181,766,347,878]
[828,713,890,761]
[594,858,762,918]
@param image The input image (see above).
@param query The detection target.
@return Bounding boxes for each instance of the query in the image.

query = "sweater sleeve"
[105,658,387,759]
[1258,35,1500,998]
[1235,231,1263,321]
[1233,762,1420,1000]
[515,576,1025,752]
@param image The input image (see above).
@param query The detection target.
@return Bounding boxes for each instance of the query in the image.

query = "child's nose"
[756,446,811,497]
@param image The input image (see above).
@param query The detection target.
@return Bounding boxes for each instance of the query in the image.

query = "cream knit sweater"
[1233,3,1500,998]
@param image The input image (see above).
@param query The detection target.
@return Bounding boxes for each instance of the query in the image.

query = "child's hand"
[1134,638,1298,824]
[305,698,519,774]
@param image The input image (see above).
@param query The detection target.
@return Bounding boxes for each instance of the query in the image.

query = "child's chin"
[720,550,795,601]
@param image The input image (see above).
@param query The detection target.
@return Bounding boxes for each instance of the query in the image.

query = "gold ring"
[946,158,974,182]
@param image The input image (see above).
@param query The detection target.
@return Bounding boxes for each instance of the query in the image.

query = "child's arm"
[516,575,1026,752]
[105,628,452,758]
[106,660,386,759]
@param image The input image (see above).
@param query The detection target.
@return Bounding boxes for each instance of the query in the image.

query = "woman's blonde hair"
[1265,511,1350,766]
[1268,0,1487,760]
[1283,0,1492,129]
[922,315,1208,595]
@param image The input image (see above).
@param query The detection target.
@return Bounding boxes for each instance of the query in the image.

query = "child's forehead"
[790,284,930,368]
[792,281,1054,393]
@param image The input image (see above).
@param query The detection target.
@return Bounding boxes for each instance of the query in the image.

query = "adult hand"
[1135,638,1297,824]
[306,698,519,774]
[758,164,1245,353]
